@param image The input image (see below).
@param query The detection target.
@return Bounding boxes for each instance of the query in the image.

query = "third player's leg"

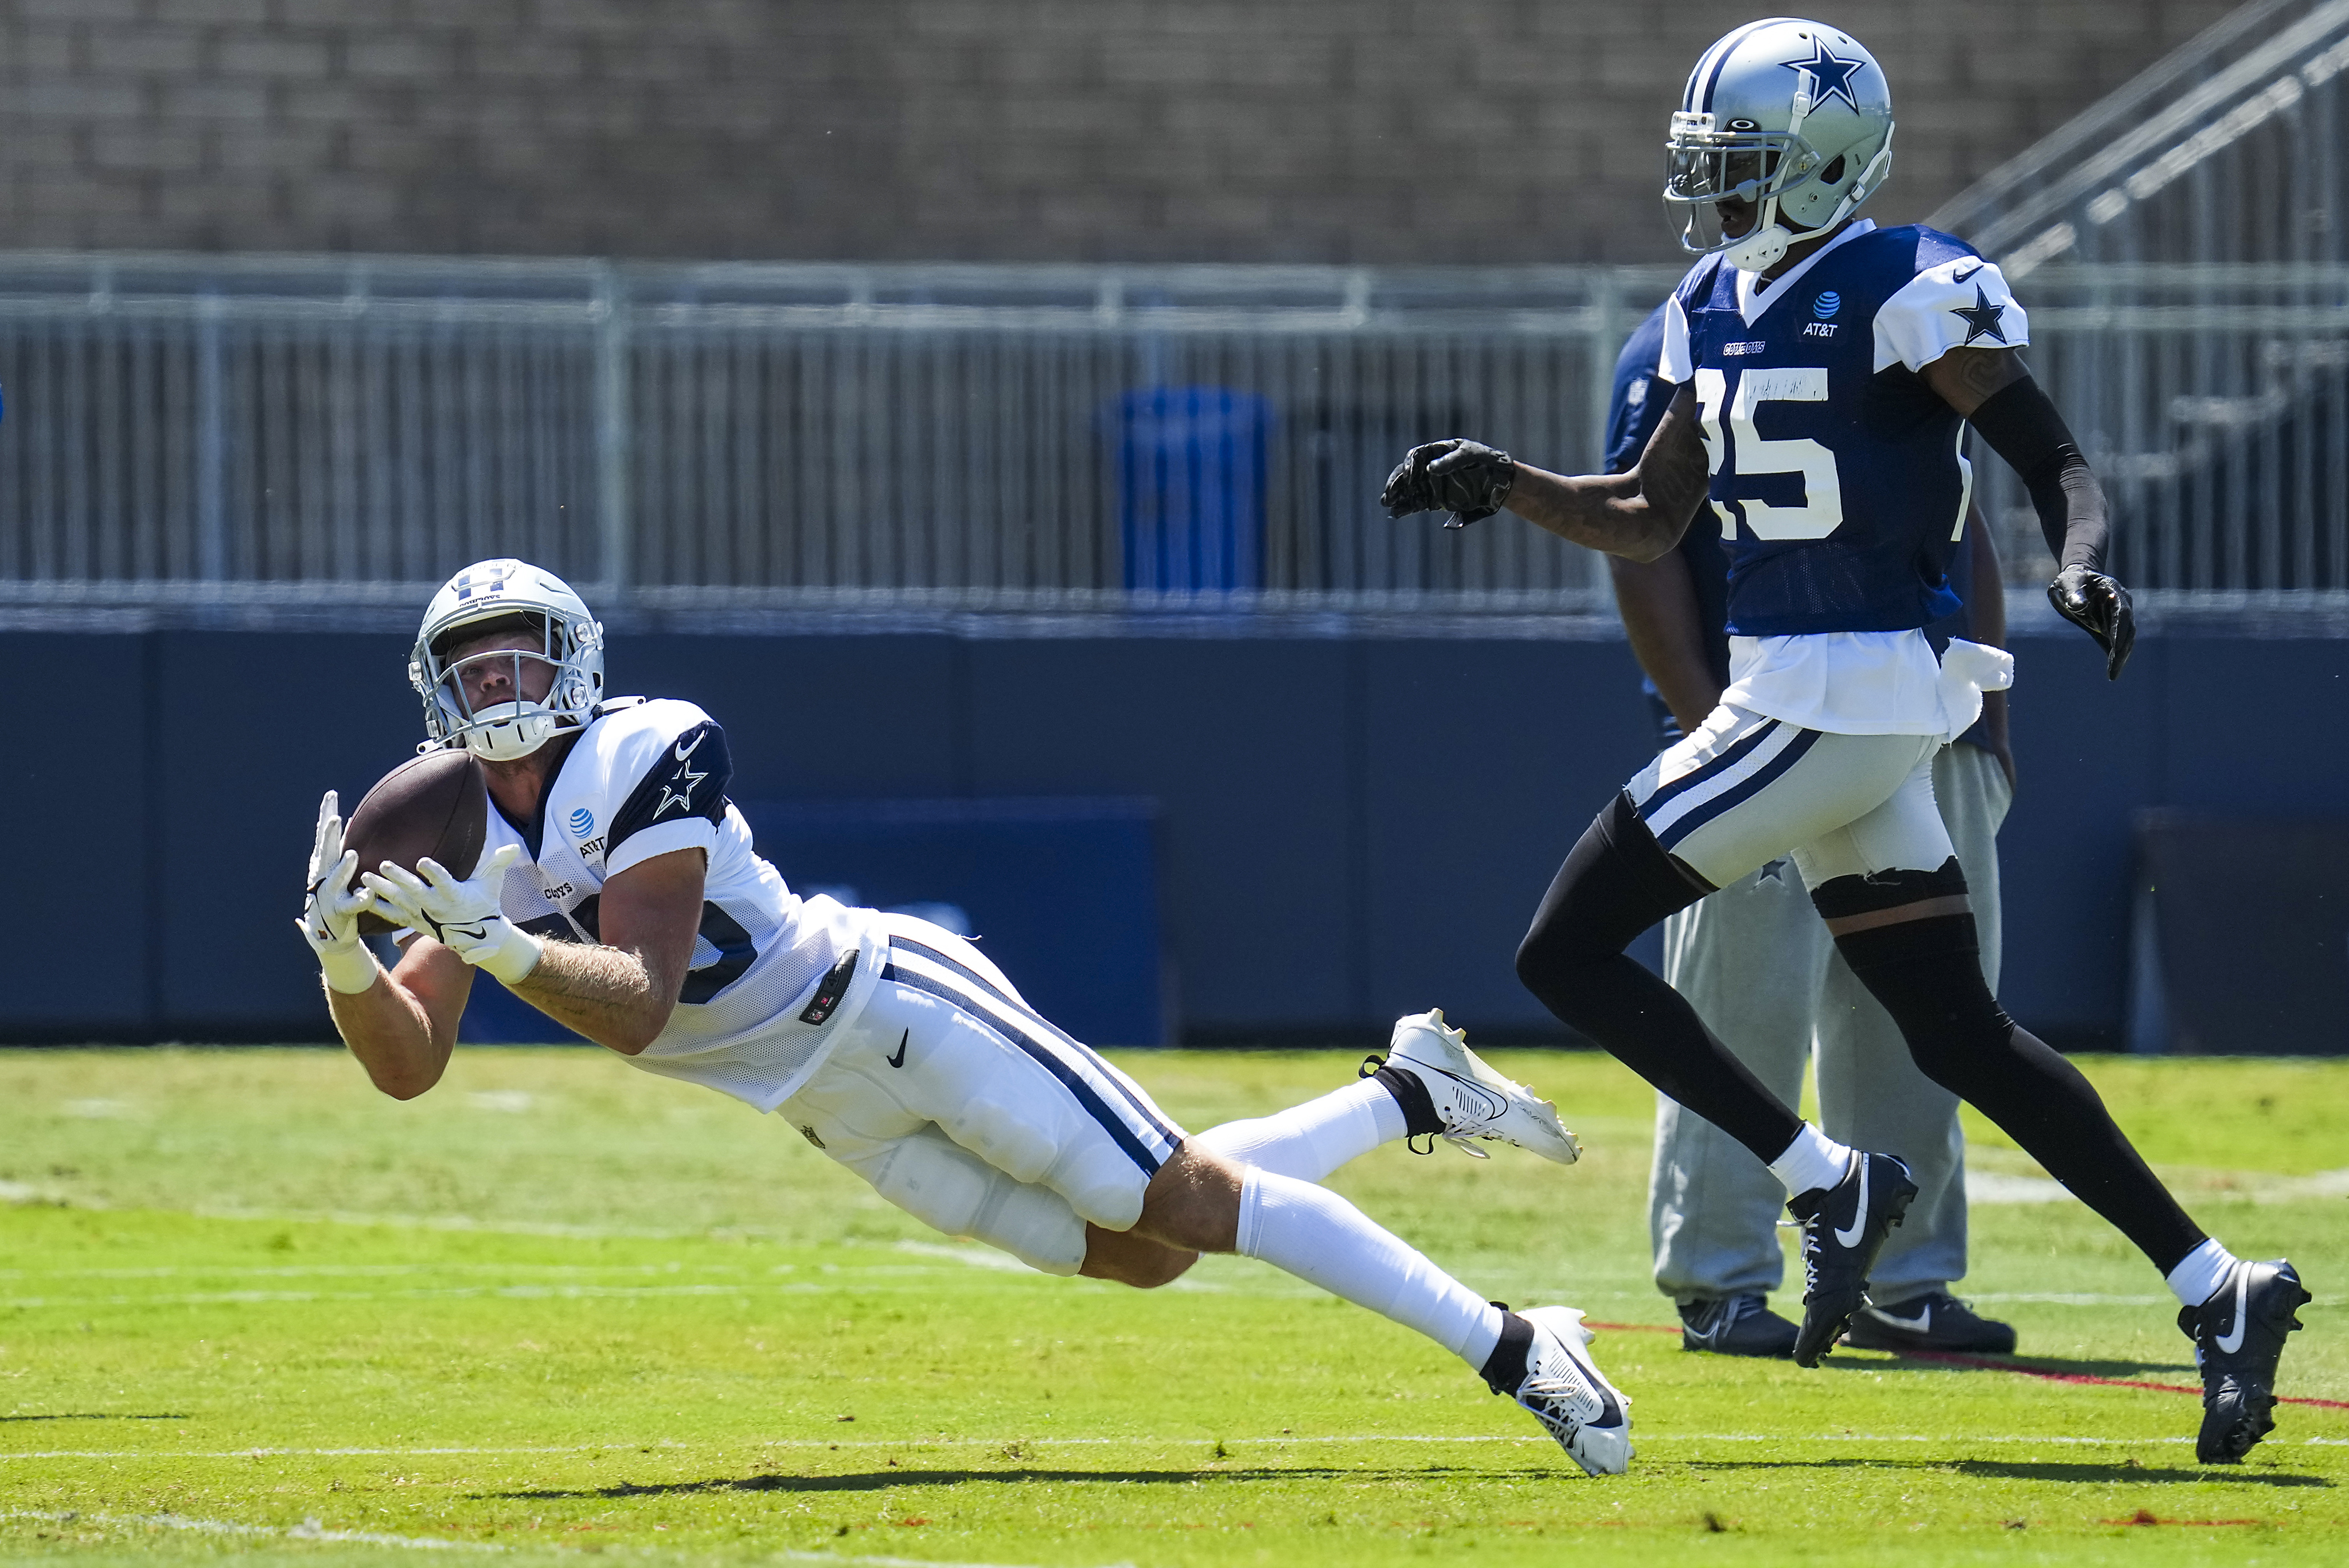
[1650,866,1828,1332]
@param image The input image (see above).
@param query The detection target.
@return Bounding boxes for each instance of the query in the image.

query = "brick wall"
[0,1,2247,262]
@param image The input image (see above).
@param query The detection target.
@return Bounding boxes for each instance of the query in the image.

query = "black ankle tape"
[1372,1063,1445,1139]
[1480,1309,1535,1394]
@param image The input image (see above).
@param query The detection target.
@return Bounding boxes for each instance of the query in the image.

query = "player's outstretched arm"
[297,789,467,1099]
[332,938,473,1099]
[501,849,707,1056]
[1382,385,1712,562]
[1926,346,2134,680]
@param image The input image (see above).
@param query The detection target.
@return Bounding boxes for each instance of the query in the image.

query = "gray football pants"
[1647,740,2012,1308]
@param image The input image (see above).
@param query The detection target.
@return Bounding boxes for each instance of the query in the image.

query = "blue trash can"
[1107,385,1272,592]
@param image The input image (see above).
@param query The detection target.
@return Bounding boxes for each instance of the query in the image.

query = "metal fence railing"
[0,251,2343,619]
[0,254,1683,622]
[1929,0,2349,274]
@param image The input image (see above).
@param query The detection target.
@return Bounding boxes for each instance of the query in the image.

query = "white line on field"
[2,1506,500,1551]
[0,1281,1000,1309]
[20,1430,2332,1464]
[891,1241,1031,1273]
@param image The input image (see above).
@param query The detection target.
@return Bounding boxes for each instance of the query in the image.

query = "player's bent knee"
[1133,1143,1243,1255]
[1520,793,1711,996]
[1078,1223,1198,1289]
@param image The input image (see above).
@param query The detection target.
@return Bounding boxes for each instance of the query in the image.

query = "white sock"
[1767,1122,1855,1199]
[1234,1167,1503,1369]
[2166,1238,2241,1307]
[1193,1078,1407,1184]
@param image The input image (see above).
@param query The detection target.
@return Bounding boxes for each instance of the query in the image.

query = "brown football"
[343,748,489,935]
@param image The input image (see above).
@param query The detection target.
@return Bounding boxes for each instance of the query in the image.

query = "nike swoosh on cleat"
[1833,1159,1870,1250]
[1871,1303,1932,1334]
[2215,1267,2249,1356]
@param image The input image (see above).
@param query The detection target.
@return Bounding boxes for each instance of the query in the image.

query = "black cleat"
[1787,1152,1918,1368]
[1678,1293,1798,1358]
[1845,1291,2017,1355]
[2180,1258,2311,1464]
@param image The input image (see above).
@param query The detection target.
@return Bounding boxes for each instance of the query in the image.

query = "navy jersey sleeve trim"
[607,719,733,861]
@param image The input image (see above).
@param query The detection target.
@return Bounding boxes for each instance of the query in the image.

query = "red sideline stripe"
[1583,1324,2349,1411]
[1897,1348,2349,1411]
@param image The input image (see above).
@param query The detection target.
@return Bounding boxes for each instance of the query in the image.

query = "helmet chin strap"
[1725,214,1793,271]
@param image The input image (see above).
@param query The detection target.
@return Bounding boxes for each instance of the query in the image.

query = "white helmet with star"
[1664,18,1895,271]
[408,559,605,761]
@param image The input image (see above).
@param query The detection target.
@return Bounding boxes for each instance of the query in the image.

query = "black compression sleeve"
[1964,375,2111,572]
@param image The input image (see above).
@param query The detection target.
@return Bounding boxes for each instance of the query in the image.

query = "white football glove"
[298,790,381,995]
[362,842,543,986]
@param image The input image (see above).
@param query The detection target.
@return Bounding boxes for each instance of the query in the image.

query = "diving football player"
[299,559,1631,1474]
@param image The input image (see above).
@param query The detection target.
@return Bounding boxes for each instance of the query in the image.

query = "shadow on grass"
[1819,1351,2200,1379]
[493,1465,1556,1499]
[0,1413,187,1422]
[1688,1457,2329,1487]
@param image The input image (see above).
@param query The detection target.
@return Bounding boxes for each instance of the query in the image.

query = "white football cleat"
[1513,1306,1633,1476]
[1377,1008,1582,1163]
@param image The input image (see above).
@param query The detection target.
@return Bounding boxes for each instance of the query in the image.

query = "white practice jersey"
[475,697,887,1111]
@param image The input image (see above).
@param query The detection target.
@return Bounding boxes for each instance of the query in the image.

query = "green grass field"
[4,1046,2346,1567]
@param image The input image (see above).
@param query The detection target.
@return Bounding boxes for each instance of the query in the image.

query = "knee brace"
[1809,857,1969,920]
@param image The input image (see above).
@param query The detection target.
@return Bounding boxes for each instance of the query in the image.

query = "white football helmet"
[409,559,605,761]
[1664,18,1895,271]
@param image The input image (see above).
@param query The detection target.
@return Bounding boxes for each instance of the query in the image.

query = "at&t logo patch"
[568,807,595,837]
[1813,290,1841,319]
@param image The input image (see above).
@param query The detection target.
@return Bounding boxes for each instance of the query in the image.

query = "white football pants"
[778,915,1183,1276]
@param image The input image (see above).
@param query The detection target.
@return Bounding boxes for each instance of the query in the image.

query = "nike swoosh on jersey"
[2215,1267,2250,1355]
[1952,263,1984,284]
[674,732,707,762]
[1833,1159,1870,1250]
[886,1029,909,1068]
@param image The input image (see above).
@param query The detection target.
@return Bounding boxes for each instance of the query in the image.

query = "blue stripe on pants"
[881,961,1170,1177]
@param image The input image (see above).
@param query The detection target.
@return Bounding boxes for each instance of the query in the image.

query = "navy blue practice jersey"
[1656,220,2027,638]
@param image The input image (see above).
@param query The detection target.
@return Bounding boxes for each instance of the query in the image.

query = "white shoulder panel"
[1657,292,1695,387]
[1872,258,2029,375]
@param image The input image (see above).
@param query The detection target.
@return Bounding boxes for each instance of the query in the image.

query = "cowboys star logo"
[1950,283,2009,346]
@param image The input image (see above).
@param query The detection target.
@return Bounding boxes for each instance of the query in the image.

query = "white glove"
[362,843,543,986]
[297,791,381,995]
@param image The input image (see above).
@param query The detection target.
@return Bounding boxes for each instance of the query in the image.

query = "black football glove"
[1381,439,1516,528]
[2047,564,2135,681]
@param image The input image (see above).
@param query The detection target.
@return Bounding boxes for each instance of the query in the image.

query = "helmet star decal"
[1950,283,2010,346]
[1781,37,1867,115]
